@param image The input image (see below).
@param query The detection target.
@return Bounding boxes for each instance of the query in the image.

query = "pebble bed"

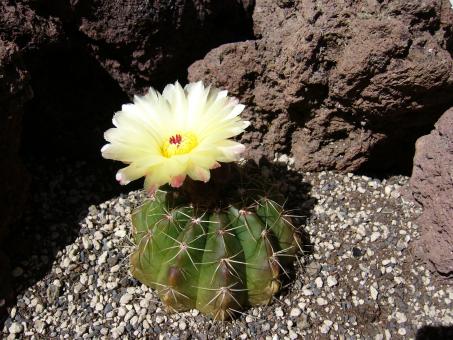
[2,157,453,339]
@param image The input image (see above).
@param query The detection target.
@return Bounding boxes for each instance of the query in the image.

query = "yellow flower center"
[162,132,198,158]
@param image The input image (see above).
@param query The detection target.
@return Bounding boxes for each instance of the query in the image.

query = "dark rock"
[188,0,453,173]
[44,0,255,95]
[352,247,363,258]
[409,107,453,277]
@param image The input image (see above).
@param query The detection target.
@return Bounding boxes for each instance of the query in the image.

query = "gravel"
[2,156,453,339]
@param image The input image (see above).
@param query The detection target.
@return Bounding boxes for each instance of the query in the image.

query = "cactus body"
[131,190,300,320]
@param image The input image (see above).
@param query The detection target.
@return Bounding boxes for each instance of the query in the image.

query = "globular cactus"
[130,188,301,320]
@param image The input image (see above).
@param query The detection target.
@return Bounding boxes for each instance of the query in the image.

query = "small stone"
[357,225,366,236]
[275,307,284,317]
[315,277,323,289]
[326,276,338,287]
[290,308,301,317]
[9,322,23,334]
[352,247,363,258]
[179,321,187,330]
[396,239,407,251]
[120,293,133,305]
[46,284,61,304]
[297,315,310,329]
[302,285,313,296]
[384,186,392,195]
[316,297,328,306]
[370,232,380,242]
[246,315,253,323]
[395,312,407,324]
[73,283,83,294]
[35,304,44,314]
[34,320,46,333]
[94,231,103,240]
[82,236,92,249]
[115,229,127,238]
[143,320,150,329]
[370,286,379,300]
[320,320,333,334]
[398,328,407,335]
[305,262,321,275]
[155,315,164,324]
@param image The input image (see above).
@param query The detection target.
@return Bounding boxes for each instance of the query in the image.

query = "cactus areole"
[130,166,301,320]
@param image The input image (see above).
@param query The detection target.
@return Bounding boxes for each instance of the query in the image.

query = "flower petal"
[187,166,211,183]
[101,81,249,190]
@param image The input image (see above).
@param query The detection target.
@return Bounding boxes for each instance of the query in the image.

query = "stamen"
[162,132,198,158]
[169,134,182,145]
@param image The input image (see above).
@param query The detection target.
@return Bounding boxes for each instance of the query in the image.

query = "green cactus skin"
[130,190,301,320]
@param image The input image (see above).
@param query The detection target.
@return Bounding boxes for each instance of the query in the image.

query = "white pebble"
[120,293,133,305]
[370,232,380,242]
[290,308,301,317]
[398,328,406,335]
[395,312,407,324]
[94,231,103,240]
[316,297,328,306]
[315,277,323,289]
[115,229,127,238]
[320,320,333,334]
[370,286,379,300]
[327,276,338,287]
[9,322,23,334]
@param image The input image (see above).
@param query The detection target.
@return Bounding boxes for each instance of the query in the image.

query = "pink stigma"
[169,134,182,145]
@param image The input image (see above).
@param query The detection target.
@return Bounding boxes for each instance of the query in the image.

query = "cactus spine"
[130,189,301,320]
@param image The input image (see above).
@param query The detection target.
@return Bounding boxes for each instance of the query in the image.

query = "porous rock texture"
[189,0,453,173]
[409,107,453,277]
[41,0,254,95]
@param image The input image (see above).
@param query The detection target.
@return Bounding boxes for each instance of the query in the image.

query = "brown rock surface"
[48,0,255,95]
[410,108,453,276]
[189,0,453,172]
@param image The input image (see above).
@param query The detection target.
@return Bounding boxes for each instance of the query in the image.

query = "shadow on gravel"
[0,45,135,329]
[416,325,453,340]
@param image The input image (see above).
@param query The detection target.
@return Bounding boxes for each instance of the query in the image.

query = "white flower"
[101,81,249,193]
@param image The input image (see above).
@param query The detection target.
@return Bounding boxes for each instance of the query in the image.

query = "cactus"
[130,185,301,320]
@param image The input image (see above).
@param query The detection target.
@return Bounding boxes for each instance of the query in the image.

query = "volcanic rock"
[49,0,255,95]
[409,107,453,277]
[188,0,453,173]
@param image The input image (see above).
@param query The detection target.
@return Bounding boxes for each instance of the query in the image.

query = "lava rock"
[47,0,255,95]
[188,0,453,173]
[409,107,453,277]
